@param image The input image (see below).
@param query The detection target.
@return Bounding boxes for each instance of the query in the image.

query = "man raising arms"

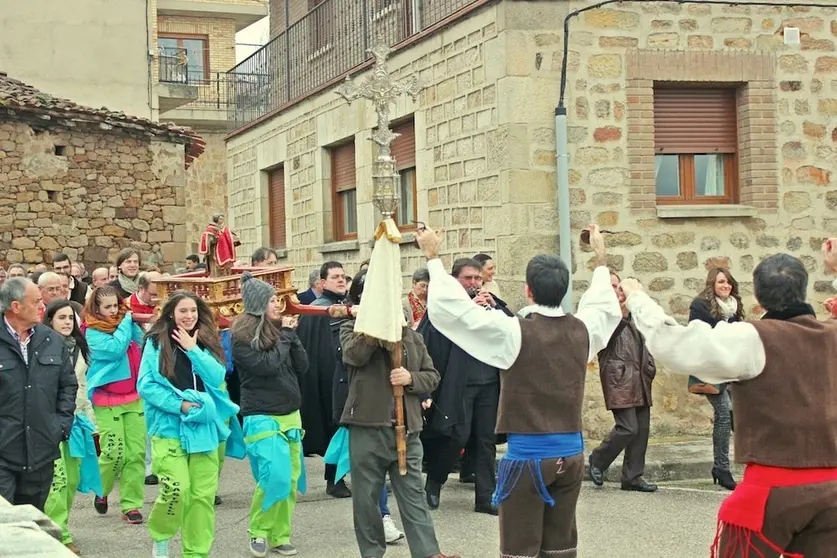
[415,224,621,558]
[619,238,837,556]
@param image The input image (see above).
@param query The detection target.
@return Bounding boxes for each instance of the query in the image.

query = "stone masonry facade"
[0,122,189,269]
[226,1,837,438]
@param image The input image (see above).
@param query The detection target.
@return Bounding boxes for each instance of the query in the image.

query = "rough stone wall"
[557,2,837,317]
[0,121,188,270]
[184,132,229,253]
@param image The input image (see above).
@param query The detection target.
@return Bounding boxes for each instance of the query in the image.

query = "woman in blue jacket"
[138,291,239,558]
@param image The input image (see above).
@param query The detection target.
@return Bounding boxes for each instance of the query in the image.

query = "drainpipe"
[555,106,572,313]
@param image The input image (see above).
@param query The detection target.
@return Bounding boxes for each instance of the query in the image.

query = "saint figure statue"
[199,213,239,276]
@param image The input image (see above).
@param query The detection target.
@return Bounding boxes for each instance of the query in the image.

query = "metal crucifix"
[336,44,423,165]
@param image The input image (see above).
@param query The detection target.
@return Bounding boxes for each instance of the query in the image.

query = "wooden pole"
[391,341,408,475]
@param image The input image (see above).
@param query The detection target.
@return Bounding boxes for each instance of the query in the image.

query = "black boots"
[712,468,737,491]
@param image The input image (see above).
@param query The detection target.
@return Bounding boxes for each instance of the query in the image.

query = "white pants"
[145,436,153,476]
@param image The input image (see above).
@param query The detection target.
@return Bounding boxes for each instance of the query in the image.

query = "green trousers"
[249,439,301,546]
[94,399,146,512]
[44,442,80,544]
[148,437,220,558]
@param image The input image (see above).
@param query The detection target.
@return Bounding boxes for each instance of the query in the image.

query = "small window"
[391,117,417,229]
[54,145,66,156]
[653,87,738,204]
[158,35,209,83]
[330,141,357,240]
[268,166,287,249]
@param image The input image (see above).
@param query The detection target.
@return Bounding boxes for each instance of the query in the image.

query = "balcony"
[156,0,268,32]
[158,48,242,128]
[226,0,485,132]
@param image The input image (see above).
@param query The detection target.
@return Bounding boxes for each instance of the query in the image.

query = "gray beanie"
[241,272,275,316]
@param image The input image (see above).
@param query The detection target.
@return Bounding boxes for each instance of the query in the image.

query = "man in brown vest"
[416,224,622,558]
[620,240,837,557]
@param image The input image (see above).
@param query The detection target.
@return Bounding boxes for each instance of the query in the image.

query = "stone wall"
[0,121,188,270]
[184,132,229,254]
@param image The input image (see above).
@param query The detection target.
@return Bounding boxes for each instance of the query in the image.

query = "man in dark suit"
[297,268,323,305]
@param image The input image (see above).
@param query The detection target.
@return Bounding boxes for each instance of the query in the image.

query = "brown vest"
[735,316,837,468]
[495,314,589,435]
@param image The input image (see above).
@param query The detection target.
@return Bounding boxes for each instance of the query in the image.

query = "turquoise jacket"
[243,415,307,511]
[323,426,350,484]
[84,315,144,401]
[69,414,103,497]
[138,339,242,454]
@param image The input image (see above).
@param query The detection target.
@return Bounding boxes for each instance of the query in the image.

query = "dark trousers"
[499,454,583,558]
[0,464,54,511]
[349,426,440,558]
[589,405,651,484]
[426,382,499,505]
[717,480,837,556]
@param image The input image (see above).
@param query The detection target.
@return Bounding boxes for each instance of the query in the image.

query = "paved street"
[67,457,727,558]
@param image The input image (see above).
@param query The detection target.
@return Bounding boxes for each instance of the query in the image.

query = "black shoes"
[459,473,475,484]
[326,479,352,498]
[712,467,737,491]
[621,478,658,493]
[425,478,441,510]
[474,502,498,516]
[214,495,222,505]
[588,457,604,487]
[145,474,159,486]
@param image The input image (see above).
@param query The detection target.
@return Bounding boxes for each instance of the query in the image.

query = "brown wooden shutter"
[331,142,356,193]
[653,88,738,154]
[268,166,286,249]
[391,119,416,170]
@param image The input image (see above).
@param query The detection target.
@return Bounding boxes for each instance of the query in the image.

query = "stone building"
[0,0,268,256]
[0,72,204,270]
[224,0,837,436]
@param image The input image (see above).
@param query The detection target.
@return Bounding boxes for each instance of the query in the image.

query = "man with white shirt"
[415,224,621,558]
[619,239,837,557]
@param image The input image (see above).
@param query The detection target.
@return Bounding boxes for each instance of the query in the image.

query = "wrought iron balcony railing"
[226,0,482,132]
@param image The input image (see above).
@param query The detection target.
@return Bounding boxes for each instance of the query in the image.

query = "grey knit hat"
[241,272,275,349]
[241,272,275,316]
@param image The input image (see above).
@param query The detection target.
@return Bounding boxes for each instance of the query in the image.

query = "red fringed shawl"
[711,464,837,558]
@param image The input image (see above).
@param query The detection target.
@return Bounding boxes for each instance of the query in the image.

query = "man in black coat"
[52,253,89,306]
[418,258,513,515]
[0,278,77,510]
[296,261,352,498]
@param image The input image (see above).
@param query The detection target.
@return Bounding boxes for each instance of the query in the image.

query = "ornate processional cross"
[336,44,423,218]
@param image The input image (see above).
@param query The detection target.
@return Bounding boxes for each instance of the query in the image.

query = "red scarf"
[711,464,837,557]
[408,291,426,324]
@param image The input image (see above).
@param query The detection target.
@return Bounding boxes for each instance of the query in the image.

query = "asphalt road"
[66,457,728,558]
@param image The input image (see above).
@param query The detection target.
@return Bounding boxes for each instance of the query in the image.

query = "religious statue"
[198,213,240,277]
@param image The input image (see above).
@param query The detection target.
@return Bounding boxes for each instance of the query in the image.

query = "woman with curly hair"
[84,285,146,523]
[138,291,239,558]
[688,267,745,491]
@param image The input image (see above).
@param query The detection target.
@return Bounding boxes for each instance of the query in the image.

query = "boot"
[712,467,737,491]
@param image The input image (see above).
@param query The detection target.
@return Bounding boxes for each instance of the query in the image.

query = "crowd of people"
[0,228,836,558]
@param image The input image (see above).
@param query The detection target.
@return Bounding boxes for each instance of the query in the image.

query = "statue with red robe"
[199,213,239,276]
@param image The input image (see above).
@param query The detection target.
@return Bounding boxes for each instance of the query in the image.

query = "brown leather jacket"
[598,317,656,410]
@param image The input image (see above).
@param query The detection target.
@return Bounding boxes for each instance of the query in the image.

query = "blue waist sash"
[492,432,584,508]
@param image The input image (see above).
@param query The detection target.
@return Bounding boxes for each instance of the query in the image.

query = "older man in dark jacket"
[0,277,77,510]
[588,272,657,493]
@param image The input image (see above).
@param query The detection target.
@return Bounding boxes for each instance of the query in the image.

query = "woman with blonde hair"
[138,291,239,558]
[688,267,745,491]
[84,285,146,523]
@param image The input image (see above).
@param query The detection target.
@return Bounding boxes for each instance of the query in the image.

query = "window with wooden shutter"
[391,118,417,228]
[653,87,738,204]
[330,141,357,240]
[268,166,286,249]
